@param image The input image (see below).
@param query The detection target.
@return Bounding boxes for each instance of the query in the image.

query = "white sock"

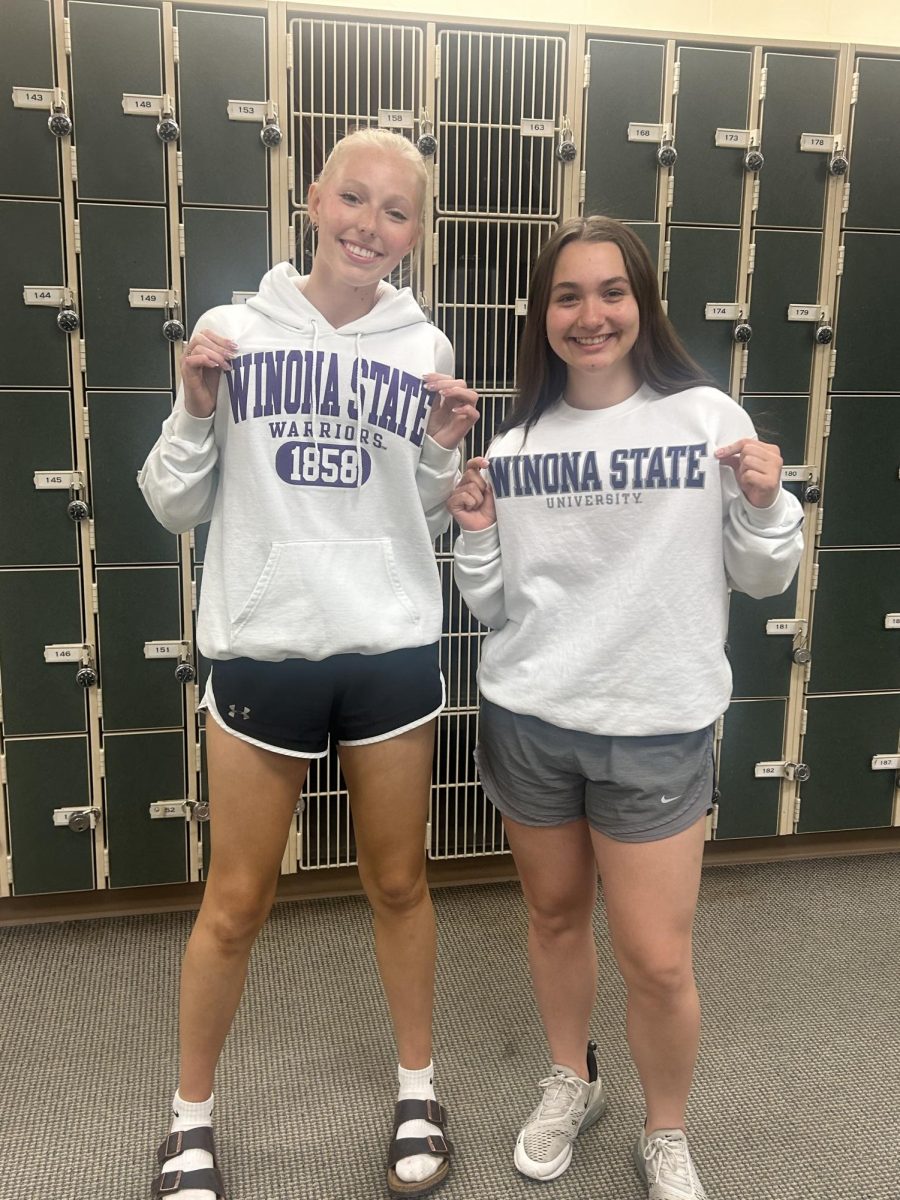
[160,1090,217,1200]
[394,1063,444,1184]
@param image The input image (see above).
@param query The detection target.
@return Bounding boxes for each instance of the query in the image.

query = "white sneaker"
[633,1128,709,1199]
[514,1042,608,1181]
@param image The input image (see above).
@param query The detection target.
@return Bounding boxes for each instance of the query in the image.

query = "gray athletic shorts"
[475,698,715,843]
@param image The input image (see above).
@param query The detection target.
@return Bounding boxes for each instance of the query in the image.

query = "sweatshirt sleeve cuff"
[168,407,216,445]
[459,524,500,555]
[420,434,461,469]
[738,488,795,529]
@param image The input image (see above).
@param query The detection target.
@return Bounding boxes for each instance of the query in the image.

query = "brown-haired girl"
[141,128,478,1200]
[449,215,803,1200]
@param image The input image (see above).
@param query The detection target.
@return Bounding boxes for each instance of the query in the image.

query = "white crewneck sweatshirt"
[453,385,804,737]
[140,263,459,662]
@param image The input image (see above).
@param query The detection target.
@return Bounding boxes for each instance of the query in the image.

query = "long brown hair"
[500,216,714,435]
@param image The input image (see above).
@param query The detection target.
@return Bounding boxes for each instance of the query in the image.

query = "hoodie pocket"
[230,539,421,659]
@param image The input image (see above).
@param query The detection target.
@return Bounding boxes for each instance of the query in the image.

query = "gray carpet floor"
[2,854,898,1200]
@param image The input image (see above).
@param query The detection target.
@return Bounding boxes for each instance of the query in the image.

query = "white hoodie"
[140,262,459,662]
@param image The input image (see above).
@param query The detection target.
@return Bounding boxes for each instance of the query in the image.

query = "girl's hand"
[715,438,783,509]
[423,373,480,450]
[447,456,497,531]
[181,330,239,418]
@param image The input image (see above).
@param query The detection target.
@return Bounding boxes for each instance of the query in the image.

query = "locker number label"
[144,641,188,659]
[627,123,665,143]
[871,755,900,771]
[23,286,66,307]
[378,109,414,130]
[520,119,554,137]
[44,643,87,663]
[122,94,164,116]
[34,471,80,490]
[754,761,787,778]
[765,619,806,637]
[780,465,818,483]
[129,289,173,309]
[885,614,900,630]
[227,100,266,122]
[514,299,528,317]
[231,292,257,304]
[787,304,829,322]
[715,128,756,149]
[276,442,372,489]
[12,87,54,109]
[705,303,744,321]
[800,133,837,153]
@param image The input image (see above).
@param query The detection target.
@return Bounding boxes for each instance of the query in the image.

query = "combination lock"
[744,149,765,172]
[803,483,821,504]
[75,665,97,687]
[829,151,849,176]
[814,323,833,345]
[68,808,98,832]
[162,318,185,342]
[733,322,753,344]
[48,104,73,137]
[557,120,577,163]
[791,646,812,665]
[174,661,196,684]
[260,117,283,148]
[185,799,210,822]
[790,762,811,783]
[417,131,437,157]
[657,142,678,168]
[67,498,89,521]
[156,116,180,143]
[57,307,80,333]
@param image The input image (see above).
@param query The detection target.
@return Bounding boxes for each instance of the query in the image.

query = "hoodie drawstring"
[354,332,365,490]
[309,319,320,456]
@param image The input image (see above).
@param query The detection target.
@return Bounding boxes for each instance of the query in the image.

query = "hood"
[245,261,428,338]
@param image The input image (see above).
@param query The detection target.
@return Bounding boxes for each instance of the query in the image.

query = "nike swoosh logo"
[660,795,681,804]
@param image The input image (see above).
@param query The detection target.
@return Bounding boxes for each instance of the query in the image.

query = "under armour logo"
[228,704,251,719]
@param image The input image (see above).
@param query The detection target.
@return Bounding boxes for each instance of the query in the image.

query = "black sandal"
[151,1128,227,1198]
[387,1099,453,1197]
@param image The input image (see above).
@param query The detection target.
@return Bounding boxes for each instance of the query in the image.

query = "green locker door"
[104,730,189,887]
[291,17,424,207]
[798,694,900,832]
[87,393,179,566]
[845,59,900,232]
[77,204,172,391]
[744,231,823,394]
[671,46,751,227]
[808,551,899,694]
[582,39,665,222]
[727,581,800,700]
[626,223,661,269]
[820,397,899,548]
[0,0,59,198]
[715,699,786,840]
[832,233,900,393]
[0,569,87,735]
[95,566,185,731]
[665,226,741,391]
[176,9,268,208]
[0,200,69,388]
[436,30,565,217]
[756,53,836,231]
[182,208,270,337]
[67,1,165,202]
[4,736,95,894]
[0,393,79,567]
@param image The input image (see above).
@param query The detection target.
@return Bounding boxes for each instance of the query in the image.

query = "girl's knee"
[198,880,274,950]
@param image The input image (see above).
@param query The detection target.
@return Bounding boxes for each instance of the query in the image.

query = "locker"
[104,730,189,887]
[439,557,482,710]
[67,0,165,202]
[0,200,69,389]
[431,710,504,858]
[846,58,900,231]
[798,694,900,832]
[434,219,556,390]
[665,226,741,391]
[756,53,836,231]
[77,204,172,390]
[820,396,900,548]
[0,0,59,198]
[627,222,662,272]
[291,17,424,205]
[436,30,565,217]
[299,746,354,869]
[182,208,270,337]
[727,580,800,701]
[176,9,269,208]
[95,566,185,731]
[582,39,665,223]
[0,569,87,735]
[808,551,899,694]
[193,522,210,567]
[743,230,822,393]
[831,233,900,393]
[435,392,513,557]
[715,699,786,840]
[671,46,752,227]
[0,392,79,567]
[87,393,179,566]
[4,736,95,894]
[739,393,812,510]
